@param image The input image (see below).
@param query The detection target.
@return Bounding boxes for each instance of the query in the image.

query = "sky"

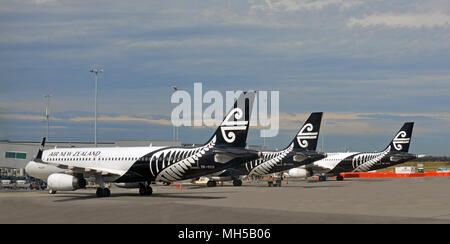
[0,0,449,155]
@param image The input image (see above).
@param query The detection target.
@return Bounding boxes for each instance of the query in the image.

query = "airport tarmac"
[0,177,449,224]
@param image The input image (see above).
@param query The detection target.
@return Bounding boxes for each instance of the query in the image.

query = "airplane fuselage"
[306,147,418,176]
[214,145,325,180]
[26,136,259,183]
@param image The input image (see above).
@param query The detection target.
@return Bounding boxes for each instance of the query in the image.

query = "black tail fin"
[35,137,46,160]
[292,112,323,151]
[386,122,414,153]
[206,91,256,148]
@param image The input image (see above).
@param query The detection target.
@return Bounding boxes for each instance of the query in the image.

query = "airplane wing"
[389,153,422,163]
[212,148,260,163]
[293,151,326,162]
[37,160,125,176]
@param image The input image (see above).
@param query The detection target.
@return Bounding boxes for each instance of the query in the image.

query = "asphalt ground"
[1,177,449,224]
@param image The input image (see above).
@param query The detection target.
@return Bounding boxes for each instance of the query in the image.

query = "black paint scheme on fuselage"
[116,146,260,183]
[219,149,326,178]
[310,152,418,176]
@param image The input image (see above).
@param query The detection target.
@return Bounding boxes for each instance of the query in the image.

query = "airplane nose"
[25,161,34,175]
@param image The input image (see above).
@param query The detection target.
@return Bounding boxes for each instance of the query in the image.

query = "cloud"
[201,8,301,28]
[250,0,363,12]
[347,13,450,29]
[277,112,450,135]
[119,38,252,49]
[119,38,304,53]
[2,109,450,136]
[18,0,61,5]
[0,113,49,121]
[0,113,172,126]
[1,0,450,154]
[200,0,362,28]
[68,115,173,126]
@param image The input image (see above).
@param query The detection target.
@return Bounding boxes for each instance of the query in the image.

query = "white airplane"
[288,122,422,181]
[25,92,260,197]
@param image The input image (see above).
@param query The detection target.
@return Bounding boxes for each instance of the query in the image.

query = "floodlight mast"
[90,68,103,147]
[44,94,51,141]
[171,86,179,142]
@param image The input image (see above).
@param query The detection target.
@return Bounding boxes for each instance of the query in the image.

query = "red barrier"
[338,171,450,179]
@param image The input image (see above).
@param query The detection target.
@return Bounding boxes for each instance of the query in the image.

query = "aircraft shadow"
[180,185,240,190]
[296,185,345,189]
[150,193,226,200]
[51,191,227,202]
[188,184,346,189]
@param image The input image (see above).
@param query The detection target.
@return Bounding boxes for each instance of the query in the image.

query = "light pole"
[90,68,103,147]
[171,86,179,142]
[44,94,51,141]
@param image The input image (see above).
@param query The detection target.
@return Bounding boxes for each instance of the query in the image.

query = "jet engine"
[288,168,310,178]
[47,173,86,191]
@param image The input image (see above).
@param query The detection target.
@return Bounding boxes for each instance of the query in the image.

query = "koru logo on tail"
[297,123,318,148]
[392,131,410,150]
[220,108,248,143]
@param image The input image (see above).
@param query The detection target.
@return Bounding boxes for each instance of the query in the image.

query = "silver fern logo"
[352,146,390,172]
[248,143,294,175]
[220,108,248,143]
[392,131,410,151]
[154,136,216,182]
[296,123,318,148]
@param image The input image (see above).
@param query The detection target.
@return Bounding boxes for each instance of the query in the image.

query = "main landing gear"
[268,179,282,187]
[317,175,327,181]
[311,174,343,182]
[96,187,111,198]
[336,175,344,181]
[232,179,242,186]
[139,182,153,196]
[95,176,111,198]
[206,180,217,187]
